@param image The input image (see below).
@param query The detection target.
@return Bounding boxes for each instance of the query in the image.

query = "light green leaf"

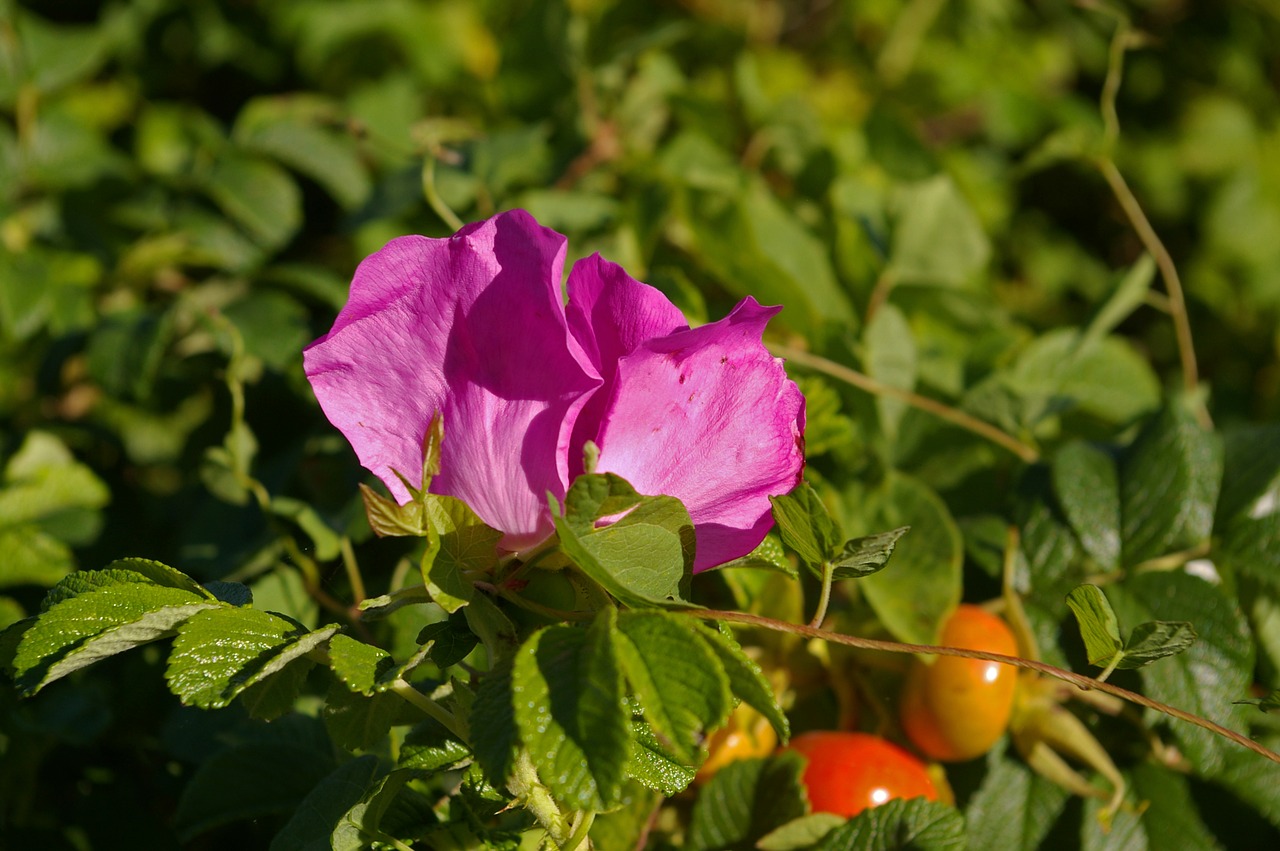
[615,610,731,762]
[816,798,966,851]
[360,483,427,537]
[0,430,110,528]
[328,633,395,695]
[399,718,471,772]
[14,583,218,694]
[769,481,842,570]
[1052,441,1122,571]
[757,814,846,851]
[553,473,693,607]
[270,496,342,562]
[717,533,795,577]
[1077,254,1155,354]
[888,175,991,288]
[420,494,500,613]
[864,303,917,441]
[1065,585,1124,667]
[512,610,629,811]
[104,557,216,599]
[628,719,697,796]
[963,744,1070,851]
[165,607,337,709]
[687,753,808,851]
[1119,620,1198,668]
[203,151,302,250]
[830,526,910,580]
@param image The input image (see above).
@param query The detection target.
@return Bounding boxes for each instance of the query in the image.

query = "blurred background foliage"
[3,0,1280,847]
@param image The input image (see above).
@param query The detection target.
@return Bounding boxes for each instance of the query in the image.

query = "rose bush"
[303,210,805,570]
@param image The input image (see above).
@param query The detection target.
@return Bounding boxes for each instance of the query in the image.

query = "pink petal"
[303,210,599,549]
[565,254,688,476]
[592,298,805,571]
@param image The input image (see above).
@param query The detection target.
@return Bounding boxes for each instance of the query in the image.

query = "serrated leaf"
[462,590,520,663]
[470,657,517,786]
[166,608,337,709]
[628,719,697,796]
[770,481,842,569]
[400,717,471,772]
[816,798,966,851]
[687,752,808,851]
[512,610,629,811]
[962,744,1069,851]
[1235,688,1280,712]
[331,768,424,851]
[691,621,790,742]
[1052,442,1122,571]
[1117,620,1197,668]
[1121,405,1222,566]
[360,483,427,537]
[38,567,154,612]
[757,814,846,851]
[553,473,694,607]
[14,583,218,693]
[1107,572,1253,775]
[328,633,395,695]
[1082,763,1221,851]
[269,755,382,851]
[104,557,216,599]
[420,494,499,613]
[717,533,795,577]
[830,526,909,580]
[1065,585,1124,666]
[323,680,418,752]
[615,610,731,762]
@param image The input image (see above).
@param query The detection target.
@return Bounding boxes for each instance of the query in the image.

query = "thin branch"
[771,343,1041,463]
[683,608,1280,766]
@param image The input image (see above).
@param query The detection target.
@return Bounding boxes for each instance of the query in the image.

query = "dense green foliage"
[4,0,1280,848]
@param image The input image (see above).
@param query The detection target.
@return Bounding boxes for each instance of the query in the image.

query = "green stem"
[388,677,466,741]
[340,536,367,605]
[683,608,1280,766]
[771,343,1040,463]
[474,581,593,622]
[422,155,465,233]
[1094,653,1123,684]
[808,561,835,629]
[564,811,596,851]
[510,750,570,845]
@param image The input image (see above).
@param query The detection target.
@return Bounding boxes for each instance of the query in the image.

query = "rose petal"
[592,297,805,570]
[565,254,688,476]
[304,210,599,549]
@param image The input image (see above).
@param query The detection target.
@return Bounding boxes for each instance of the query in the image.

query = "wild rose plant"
[304,210,805,571]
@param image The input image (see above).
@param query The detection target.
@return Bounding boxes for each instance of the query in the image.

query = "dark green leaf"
[203,151,302,250]
[417,617,479,668]
[830,526,910,580]
[331,768,427,851]
[323,680,417,752]
[1052,441,1122,571]
[470,657,517,787]
[717,533,796,577]
[687,752,809,851]
[512,610,629,811]
[400,718,471,772]
[691,621,790,742]
[756,814,846,851]
[328,633,396,695]
[816,798,966,851]
[270,756,382,851]
[963,745,1070,851]
[1118,620,1198,668]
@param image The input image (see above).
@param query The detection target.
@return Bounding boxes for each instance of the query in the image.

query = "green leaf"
[417,617,479,668]
[165,608,337,710]
[512,610,629,811]
[1107,572,1253,775]
[1119,620,1198,668]
[360,483,427,537]
[1120,405,1223,566]
[1077,254,1155,354]
[888,175,991,288]
[203,151,302,250]
[756,814,846,851]
[963,744,1070,851]
[864,303,917,441]
[462,590,520,663]
[328,633,396,696]
[420,494,500,613]
[628,718,697,796]
[1216,423,1280,524]
[1082,763,1221,851]
[769,481,842,570]
[0,430,109,529]
[270,756,382,851]
[331,768,426,851]
[1052,441,1122,571]
[615,610,732,762]
[856,474,962,645]
[175,737,335,842]
[691,621,790,742]
[717,533,796,577]
[470,657,518,787]
[270,496,342,562]
[103,557,216,599]
[816,798,966,851]
[686,752,809,851]
[830,526,910,580]
[553,473,694,607]
[323,680,417,752]
[1064,585,1124,667]
[14,582,218,694]
[400,718,471,772]
[1235,688,1280,712]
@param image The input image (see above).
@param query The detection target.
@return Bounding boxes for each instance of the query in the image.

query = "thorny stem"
[684,609,1280,766]
[771,343,1041,463]
[511,750,571,846]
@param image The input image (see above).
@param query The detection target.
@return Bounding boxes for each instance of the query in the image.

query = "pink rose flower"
[304,210,804,572]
